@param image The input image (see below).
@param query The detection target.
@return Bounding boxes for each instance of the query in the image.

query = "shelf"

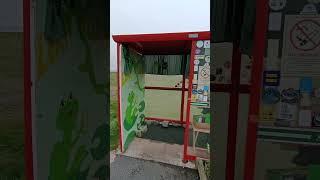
[188,147,210,161]
[193,124,210,133]
[257,125,320,145]
[190,102,210,108]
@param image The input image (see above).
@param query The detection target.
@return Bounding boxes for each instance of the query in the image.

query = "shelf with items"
[191,115,210,161]
[257,124,320,146]
[188,146,210,161]
[190,102,210,108]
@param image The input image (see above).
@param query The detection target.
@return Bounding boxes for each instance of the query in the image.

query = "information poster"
[282,15,320,77]
[191,40,210,106]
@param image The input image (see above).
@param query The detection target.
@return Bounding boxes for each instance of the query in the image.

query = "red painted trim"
[183,41,196,161]
[23,0,34,179]
[144,86,188,91]
[211,84,250,93]
[186,155,196,161]
[225,44,242,180]
[180,67,186,123]
[113,31,210,43]
[117,43,123,152]
[243,1,269,179]
[145,117,185,124]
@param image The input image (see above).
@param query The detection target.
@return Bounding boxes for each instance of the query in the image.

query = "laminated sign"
[192,40,210,104]
[282,15,320,77]
[283,15,320,58]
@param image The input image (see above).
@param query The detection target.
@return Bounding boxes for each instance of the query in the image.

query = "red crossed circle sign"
[200,67,209,79]
[290,19,320,51]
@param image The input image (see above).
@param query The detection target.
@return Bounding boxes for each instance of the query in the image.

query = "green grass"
[110,72,119,150]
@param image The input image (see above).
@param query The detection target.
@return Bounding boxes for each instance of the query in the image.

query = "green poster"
[119,45,145,151]
[32,0,109,179]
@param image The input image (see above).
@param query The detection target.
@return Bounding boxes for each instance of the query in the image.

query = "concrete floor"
[119,138,196,169]
[110,155,199,180]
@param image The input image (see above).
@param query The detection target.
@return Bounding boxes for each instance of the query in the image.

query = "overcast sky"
[0,0,209,71]
[0,0,22,32]
[110,0,210,71]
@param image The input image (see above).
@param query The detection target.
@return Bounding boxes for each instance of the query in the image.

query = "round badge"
[205,56,210,62]
[192,90,197,95]
[194,59,200,65]
[269,0,287,11]
[192,84,197,89]
[281,88,300,104]
[300,4,318,15]
[196,41,204,48]
[262,88,280,104]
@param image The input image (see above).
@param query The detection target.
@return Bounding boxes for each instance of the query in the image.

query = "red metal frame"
[113,31,210,43]
[225,43,242,180]
[145,117,185,124]
[183,41,197,161]
[180,68,186,124]
[243,0,269,179]
[211,84,250,94]
[23,0,34,179]
[117,43,123,152]
[115,32,210,161]
[144,86,188,91]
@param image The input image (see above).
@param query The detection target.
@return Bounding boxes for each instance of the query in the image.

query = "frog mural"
[48,93,108,180]
[120,46,146,151]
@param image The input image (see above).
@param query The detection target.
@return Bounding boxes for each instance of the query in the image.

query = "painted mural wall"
[119,46,145,151]
[32,0,108,179]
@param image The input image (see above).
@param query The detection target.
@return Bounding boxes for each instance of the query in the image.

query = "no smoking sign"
[290,19,320,51]
[283,15,320,59]
[200,67,209,79]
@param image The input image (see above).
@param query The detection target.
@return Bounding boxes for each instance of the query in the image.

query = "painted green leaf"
[124,92,138,131]
[75,167,89,180]
[90,124,108,160]
[48,142,69,180]
[93,164,108,180]
[68,145,88,178]
[138,101,145,112]
[124,131,136,150]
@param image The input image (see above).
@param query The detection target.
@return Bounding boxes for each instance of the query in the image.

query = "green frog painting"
[48,93,108,180]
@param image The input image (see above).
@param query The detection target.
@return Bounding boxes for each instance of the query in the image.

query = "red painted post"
[243,0,269,179]
[225,43,242,180]
[117,43,123,152]
[180,57,186,124]
[23,0,34,179]
[183,41,196,161]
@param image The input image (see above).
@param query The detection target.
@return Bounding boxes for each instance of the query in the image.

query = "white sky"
[0,0,22,32]
[110,0,210,71]
[0,0,210,70]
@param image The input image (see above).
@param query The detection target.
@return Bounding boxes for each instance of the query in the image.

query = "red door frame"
[243,0,269,179]
[23,0,34,179]
[225,43,242,180]
[117,43,123,152]
[115,32,210,160]
[183,40,197,161]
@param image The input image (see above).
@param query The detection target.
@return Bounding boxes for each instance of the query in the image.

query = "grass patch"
[110,72,119,150]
